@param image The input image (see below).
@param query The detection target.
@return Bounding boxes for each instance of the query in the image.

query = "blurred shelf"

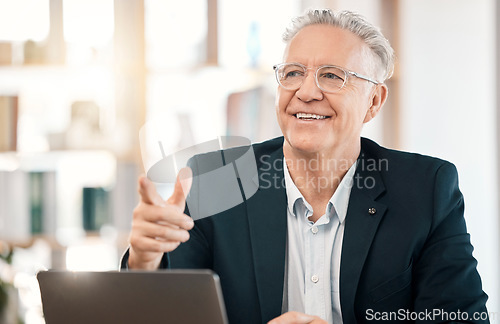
[0,150,116,172]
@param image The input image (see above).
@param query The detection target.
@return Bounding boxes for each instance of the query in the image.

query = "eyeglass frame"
[273,62,381,93]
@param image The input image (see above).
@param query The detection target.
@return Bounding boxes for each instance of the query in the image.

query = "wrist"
[128,249,163,270]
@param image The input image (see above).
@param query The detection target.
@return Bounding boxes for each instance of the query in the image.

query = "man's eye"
[321,72,342,80]
[285,70,303,78]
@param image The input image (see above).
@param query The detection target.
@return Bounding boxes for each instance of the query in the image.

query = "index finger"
[138,176,166,207]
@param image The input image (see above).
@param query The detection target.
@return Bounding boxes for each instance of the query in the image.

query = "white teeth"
[296,113,327,120]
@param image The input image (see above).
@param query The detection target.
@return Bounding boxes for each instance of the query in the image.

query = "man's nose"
[295,72,323,102]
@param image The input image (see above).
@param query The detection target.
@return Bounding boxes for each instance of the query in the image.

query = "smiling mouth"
[294,113,330,120]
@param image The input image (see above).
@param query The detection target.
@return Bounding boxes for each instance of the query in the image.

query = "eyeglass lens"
[276,64,346,92]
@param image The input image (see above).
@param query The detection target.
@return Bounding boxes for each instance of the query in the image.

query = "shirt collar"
[283,157,306,216]
[329,160,357,224]
[283,157,357,224]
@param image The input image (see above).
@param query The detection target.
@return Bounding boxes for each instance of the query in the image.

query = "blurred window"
[63,0,114,48]
[145,0,207,69]
[0,0,50,41]
[219,0,299,69]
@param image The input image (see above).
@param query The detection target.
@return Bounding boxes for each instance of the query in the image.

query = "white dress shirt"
[282,158,357,323]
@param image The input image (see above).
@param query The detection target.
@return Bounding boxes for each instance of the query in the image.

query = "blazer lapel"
[246,146,287,323]
[340,150,387,323]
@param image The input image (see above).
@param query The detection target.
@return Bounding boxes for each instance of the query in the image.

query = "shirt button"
[311,226,318,234]
[311,275,319,283]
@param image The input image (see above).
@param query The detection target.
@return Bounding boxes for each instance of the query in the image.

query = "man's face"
[276,24,385,157]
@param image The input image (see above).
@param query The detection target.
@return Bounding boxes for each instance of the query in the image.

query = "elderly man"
[122,9,488,324]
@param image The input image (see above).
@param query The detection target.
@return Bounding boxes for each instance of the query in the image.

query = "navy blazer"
[122,136,488,323]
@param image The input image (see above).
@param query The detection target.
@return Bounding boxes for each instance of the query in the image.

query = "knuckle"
[129,238,143,251]
[132,208,140,219]
[131,219,146,233]
[151,242,164,253]
[128,236,137,246]
[132,203,146,219]
[129,236,145,249]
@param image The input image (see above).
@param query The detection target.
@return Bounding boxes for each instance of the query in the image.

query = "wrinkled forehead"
[282,24,376,75]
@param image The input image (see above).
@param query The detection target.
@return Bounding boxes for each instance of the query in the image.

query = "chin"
[286,136,330,155]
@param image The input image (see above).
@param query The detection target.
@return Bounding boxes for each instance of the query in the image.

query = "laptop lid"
[37,269,228,324]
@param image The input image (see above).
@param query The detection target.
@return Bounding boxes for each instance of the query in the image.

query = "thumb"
[167,167,193,210]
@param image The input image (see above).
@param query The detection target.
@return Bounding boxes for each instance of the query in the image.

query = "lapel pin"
[368,207,376,215]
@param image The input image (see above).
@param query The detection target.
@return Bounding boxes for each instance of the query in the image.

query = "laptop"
[37,269,229,324]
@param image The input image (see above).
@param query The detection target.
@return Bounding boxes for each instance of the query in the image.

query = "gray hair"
[283,9,395,82]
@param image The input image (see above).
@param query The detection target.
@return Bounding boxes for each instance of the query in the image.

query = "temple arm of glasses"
[349,71,380,85]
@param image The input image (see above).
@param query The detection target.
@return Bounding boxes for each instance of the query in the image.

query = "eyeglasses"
[273,62,380,93]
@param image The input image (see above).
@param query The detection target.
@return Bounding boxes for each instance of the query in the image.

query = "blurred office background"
[0,0,498,322]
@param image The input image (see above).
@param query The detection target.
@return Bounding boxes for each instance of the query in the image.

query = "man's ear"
[363,83,388,123]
